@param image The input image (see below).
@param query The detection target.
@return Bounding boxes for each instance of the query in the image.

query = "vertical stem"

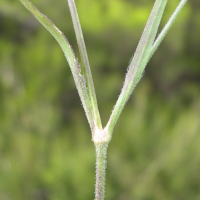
[95,143,108,200]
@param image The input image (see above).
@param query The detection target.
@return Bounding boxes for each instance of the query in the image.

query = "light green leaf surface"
[19,0,95,132]
[67,0,102,130]
[106,0,168,134]
[149,0,188,61]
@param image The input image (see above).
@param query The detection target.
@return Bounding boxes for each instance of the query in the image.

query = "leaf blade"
[67,0,102,130]
[149,0,188,61]
[19,0,96,132]
[106,0,168,134]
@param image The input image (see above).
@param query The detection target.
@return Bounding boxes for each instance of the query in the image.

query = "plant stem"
[67,0,102,130]
[95,143,108,200]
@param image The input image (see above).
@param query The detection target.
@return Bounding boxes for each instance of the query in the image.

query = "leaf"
[67,0,102,130]
[19,0,96,132]
[106,0,168,134]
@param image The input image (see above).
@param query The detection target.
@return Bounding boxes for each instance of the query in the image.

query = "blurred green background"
[0,0,200,199]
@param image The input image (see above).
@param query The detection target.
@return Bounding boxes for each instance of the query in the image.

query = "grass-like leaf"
[149,0,188,61]
[19,0,96,132]
[67,0,102,130]
[106,0,168,134]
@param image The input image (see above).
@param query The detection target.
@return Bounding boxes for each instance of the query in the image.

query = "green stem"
[95,143,108,200]
[67,0,102,129]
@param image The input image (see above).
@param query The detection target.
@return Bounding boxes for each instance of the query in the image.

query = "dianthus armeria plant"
[19,0,188,199]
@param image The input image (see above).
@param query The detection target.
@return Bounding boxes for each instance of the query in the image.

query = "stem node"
[92,128,111,145]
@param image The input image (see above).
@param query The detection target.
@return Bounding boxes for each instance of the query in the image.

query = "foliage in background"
[0,0,200,199]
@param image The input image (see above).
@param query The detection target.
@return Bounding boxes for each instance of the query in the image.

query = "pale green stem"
[95,143,108,200]
[106,0,168,135]
[149,0,188,60]
[67,0,102,129]
[19,0,96,132]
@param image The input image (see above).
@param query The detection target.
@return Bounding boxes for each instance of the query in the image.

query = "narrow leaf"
[149,0,188,61]
[106,0,168,134]
[67,0,102,130]
[19,0,95,132]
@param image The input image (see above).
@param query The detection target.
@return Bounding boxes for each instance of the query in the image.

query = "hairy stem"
[95,143,108,200]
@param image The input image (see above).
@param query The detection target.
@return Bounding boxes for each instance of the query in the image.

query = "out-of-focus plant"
[18,0,188,199]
